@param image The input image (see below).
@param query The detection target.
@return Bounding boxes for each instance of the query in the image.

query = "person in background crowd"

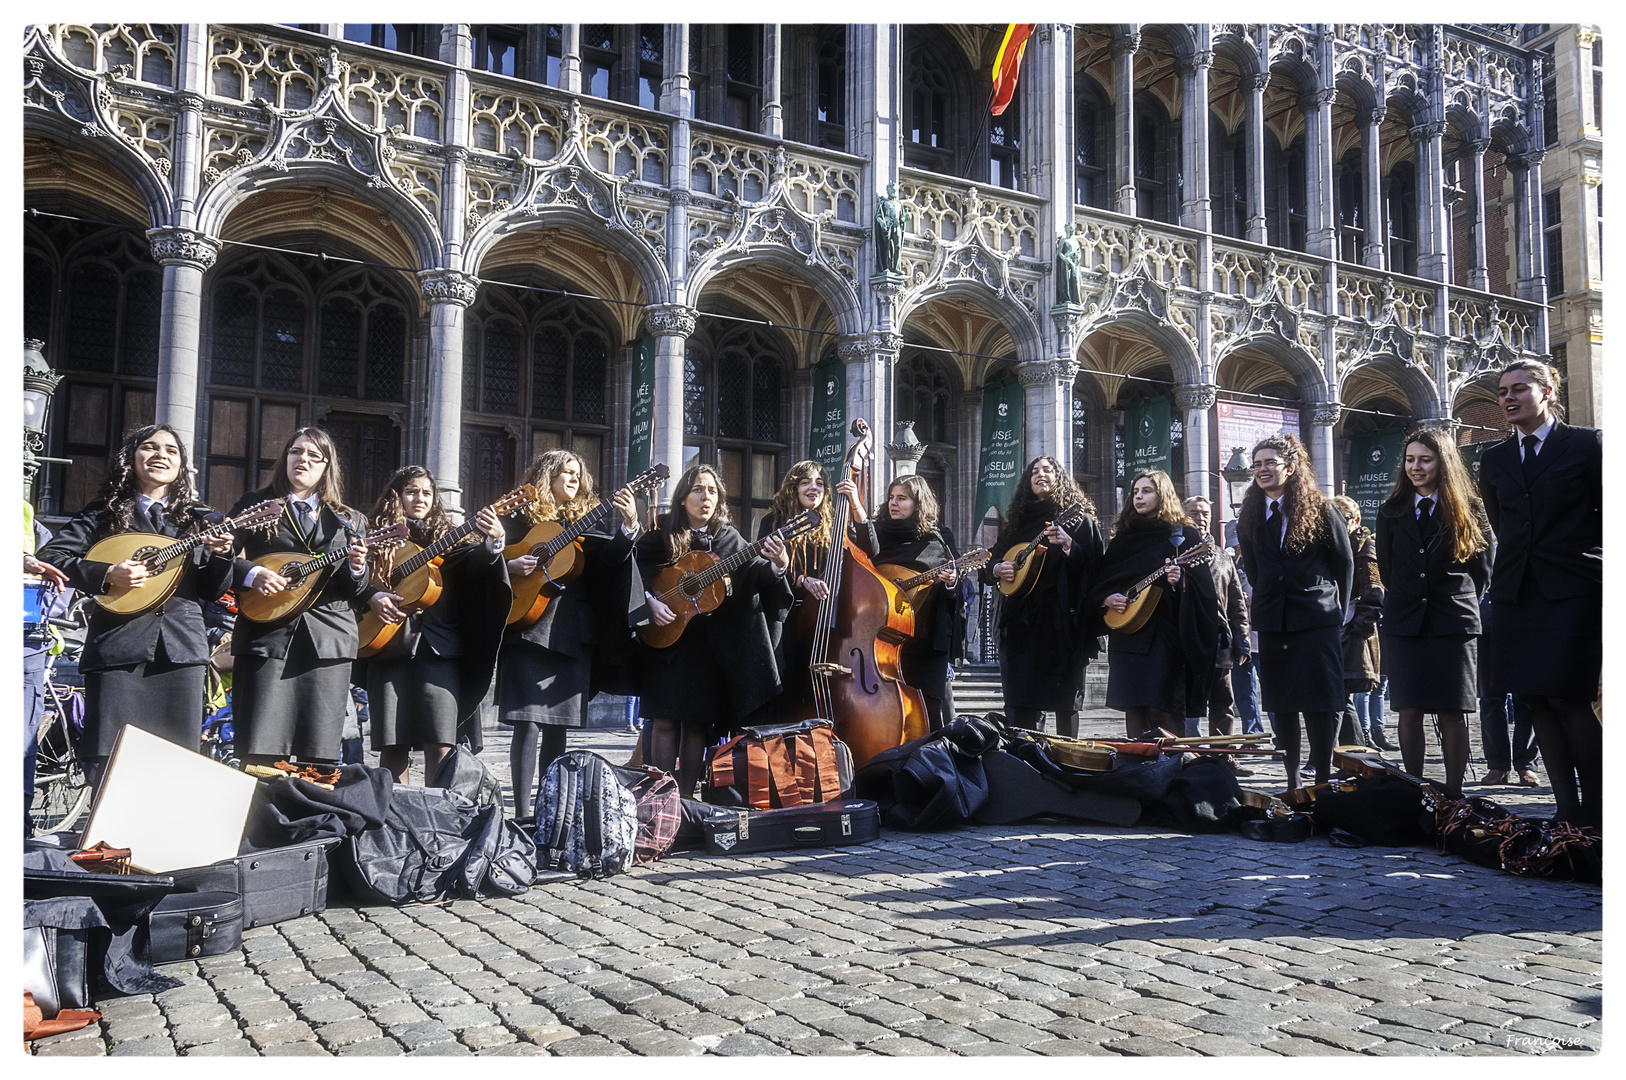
[1479,361,1601,826]
[1477,594,1539,786]
[1235,434,1354,792]
[341,685,368,766]
[984,456,1104,739]
[1224,522,1267,738]
[24,499,70,836]
[1185,498,1250,769]
[38,424,236,779]
[1331,495,1382,750]
[226,427,375,766]
[1376,430,1493,798]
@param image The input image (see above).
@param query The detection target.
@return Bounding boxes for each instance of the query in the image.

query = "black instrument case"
[700,799,881,855]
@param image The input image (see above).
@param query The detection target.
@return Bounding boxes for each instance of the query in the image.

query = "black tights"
[509,723,569,817]
[1524,696,1602,827]
[1006,707,1079,740]
[1272,711,1338,790]
[1397,709,1470,798]
[645,719,710,798]
[922,684,957,733]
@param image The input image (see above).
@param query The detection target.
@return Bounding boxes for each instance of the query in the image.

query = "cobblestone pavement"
[33,713,1602,1058]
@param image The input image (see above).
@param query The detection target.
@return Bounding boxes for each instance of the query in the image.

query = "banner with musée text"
[974,377,1025,528]
[628,335,655,480]
[1121,395,1173,494]
[1345,426,1409,524]
[809,355,846,480]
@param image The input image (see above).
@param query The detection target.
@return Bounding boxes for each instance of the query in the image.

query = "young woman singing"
[498,450,641,816]
[226,427,376,766]
[1375,430,1492,798]
[635,464,792,795]
[38,424,235,771]
[360,466,510,785]
[1234,434,1354,791]
[1089,470,1219,740]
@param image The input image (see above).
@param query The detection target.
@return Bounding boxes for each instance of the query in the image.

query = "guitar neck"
[394,518,481,583]
[147,515,241,569]
[1127,537,1212,596]
[896,551,980,591]
[542,498,615,559]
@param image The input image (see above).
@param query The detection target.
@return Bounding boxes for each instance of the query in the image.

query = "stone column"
[1361,107,1387,268]
[440,24,472,67]
[1304,88,1339,259]
[790,366,814,467]
[1018,360,1072,465]
[1468,139,1491,291]
[839,332,899,505]
[1244,72,1268,243]
[760,24,783,138]
[1304,402,1340,495]
[887,421,926,477]
[1174,383,1218,508]
[559,25,582,94]
[1178,49,1213,233]
[418,269,480,512]
[645,304,698,500]
[146,228,221,458]
[1412,121,1449,281]
[1112,31,1140,217]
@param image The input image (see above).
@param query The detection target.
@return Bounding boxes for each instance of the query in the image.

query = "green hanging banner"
[627,334,655,481]
[1458,439,1493,489]
[974,376,1025,528]
[1121,395,1173,493]
[809,354,847,478]
[1345,425,1409,524]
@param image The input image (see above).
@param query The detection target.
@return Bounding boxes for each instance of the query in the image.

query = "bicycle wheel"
[30,691,92,835]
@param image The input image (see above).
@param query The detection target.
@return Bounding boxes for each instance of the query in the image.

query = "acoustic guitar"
[89,499,283,616]
[1101,534,1214,633]
[505,463,669,628]
[638,509,820,649]
[996,502,1089,598]
[874,547,992,615]
[237,522,409,626]
[356,484,537,658]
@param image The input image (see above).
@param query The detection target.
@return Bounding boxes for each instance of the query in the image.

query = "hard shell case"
[700,799,881,856]
[147,890,244,963]
[169,838,337,928]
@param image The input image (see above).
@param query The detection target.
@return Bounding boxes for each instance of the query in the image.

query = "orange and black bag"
[702,719,853,810]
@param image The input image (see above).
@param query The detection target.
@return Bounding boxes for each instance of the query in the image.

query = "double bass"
[793,419,929,767]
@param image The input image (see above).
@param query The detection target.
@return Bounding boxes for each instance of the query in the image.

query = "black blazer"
[1479,422,1603,603]
[504,514,640,659]
[1375,498,1492,637]
[1237,502,1354,634]
[38,501,234,672]
[228,490,374,660]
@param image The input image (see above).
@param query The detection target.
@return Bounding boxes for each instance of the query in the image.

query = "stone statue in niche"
[1055,221,1084,306]
[873,181,911,278]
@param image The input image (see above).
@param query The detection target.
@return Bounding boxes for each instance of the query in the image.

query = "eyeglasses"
[287,448,326,463]
[1252,460,1285,471]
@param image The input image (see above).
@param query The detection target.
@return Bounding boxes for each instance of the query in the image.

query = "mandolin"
[996,502,1089,598]
[237,522,409,626]
[356,484,537,657]
[1101,535,1214,633]
[874,548,992,615]
[506,463,670,628]
[89,500,283,616]
[638,509,820,649]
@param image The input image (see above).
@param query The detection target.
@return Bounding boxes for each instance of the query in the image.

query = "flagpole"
[961,85,997,180]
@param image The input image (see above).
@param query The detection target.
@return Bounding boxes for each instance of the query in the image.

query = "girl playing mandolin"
[981,456,1104,739]
[38,424,235,774]
[857,475,968,733]
[361,466,510,786]
[226,427,375,766]
[498,450,642,816]
[636,464,792,795]
[1088,469,1220,740]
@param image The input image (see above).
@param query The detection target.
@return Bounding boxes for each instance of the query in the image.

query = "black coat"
[860,518,968,698]
[1479,422,1603,603]
[1209,546,1249,664]
[228,490,375,660]
[1375,498,1492,637]
[38,500,234,672]
[1237,502,1354,634]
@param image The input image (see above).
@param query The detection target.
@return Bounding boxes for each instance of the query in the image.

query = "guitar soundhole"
[136,547,160,562]
[680,577,702,600]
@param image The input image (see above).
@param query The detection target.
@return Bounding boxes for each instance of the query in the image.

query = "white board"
[80,725,259,872]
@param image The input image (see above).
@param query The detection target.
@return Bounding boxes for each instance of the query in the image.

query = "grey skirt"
[232,647,353,761]
[1255,626,1345,714]
[82,652,205,759]
[497,639,593,728]
[367,654,460,748]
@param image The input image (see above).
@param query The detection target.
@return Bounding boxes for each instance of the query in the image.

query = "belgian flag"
[990,24,1036,116]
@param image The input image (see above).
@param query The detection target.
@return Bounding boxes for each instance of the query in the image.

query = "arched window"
[814,26,846,151]
[1133,100,1179,224]
[896,350,952,445]
[902,30,959,175]
[1336,149,1365,262]
[1076,81,1112,209]
[1387,160,1418,275]
[690,24,761,131]
[681,321,789,537]
[1265,132,1309,252]
[989,93,1020,190]
[1209,112,1249,239]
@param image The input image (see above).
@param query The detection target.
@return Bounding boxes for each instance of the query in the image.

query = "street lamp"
[23,338,63,496]
[1222,446,1252,516]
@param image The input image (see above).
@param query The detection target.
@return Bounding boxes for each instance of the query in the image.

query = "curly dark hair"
[1002,455,1095,525]
[370,466,454,543]
[1236,433,1330,555]
[768,460,834,556]
[93,423,206,541]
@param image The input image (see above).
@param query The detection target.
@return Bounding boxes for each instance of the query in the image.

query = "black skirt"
[82,651,205,759]
[1381,626,1478,712]
[367,654,461,748]
[1255,626,1344,714]
[231,638,353,761]
[497,639,592,728]
[1105,617,1186,716]
[636,619,732,733]
[1488,593,1602,700]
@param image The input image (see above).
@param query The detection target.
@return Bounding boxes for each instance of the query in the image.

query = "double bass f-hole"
[848,648,880,695]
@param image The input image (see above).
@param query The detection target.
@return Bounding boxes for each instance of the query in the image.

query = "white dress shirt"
[1519,416,1556,460]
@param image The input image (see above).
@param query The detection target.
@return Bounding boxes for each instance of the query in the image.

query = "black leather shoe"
[1369,733,1398,752]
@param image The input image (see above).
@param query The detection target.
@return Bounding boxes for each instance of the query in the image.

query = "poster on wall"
[1458,439,1496,488]
[627,334,655,481]
[1215,401,1299,520]
[974,377,1025,543]
[1345,426,1409,524]
[809,355,846,480]
[1121,395,1173,493]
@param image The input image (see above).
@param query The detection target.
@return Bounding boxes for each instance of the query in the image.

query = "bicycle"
[30,680,93,835]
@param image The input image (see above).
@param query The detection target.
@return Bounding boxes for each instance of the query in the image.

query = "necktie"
[1264,501,1283,550]
[1521,434,1540,484]
[1417,496,1434,536]
[295,501,314,540]
[145,501,166,534]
